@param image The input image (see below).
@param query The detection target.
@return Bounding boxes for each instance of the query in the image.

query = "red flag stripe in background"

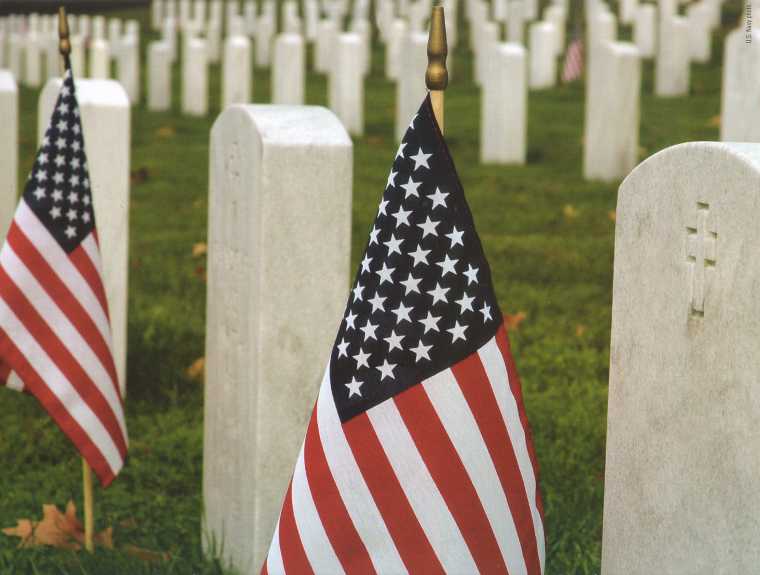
[561,38,584,84]
[264,326,544,573]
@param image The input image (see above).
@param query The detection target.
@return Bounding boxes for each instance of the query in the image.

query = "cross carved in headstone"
[685,201,717,318]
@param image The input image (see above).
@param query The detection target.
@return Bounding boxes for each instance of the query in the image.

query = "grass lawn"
[0,1,742,572]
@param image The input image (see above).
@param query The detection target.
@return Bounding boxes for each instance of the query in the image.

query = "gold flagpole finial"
[58,6,71,58]
[426,4,448,132]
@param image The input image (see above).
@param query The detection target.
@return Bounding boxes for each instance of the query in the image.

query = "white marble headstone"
[395,31,428,140]
[583,42,641,181]
[603,141,760,573]
[204,104,352,574]
[222,35,252,108]
[655,15,690,96]
[633,3,656,58]
[481,42,527,164]
[182,37,208,115]
[720,28,760,142]
[89,39,110,79]
[528,21,557,89]
[148,41,172,111]
[272,33,305,105]
[0,71,17,240]
[329,32,364,135]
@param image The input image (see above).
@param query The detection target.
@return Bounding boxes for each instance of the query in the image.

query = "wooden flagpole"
[82,459,95,552]
[58,5,94,554]
[425,3,448,133]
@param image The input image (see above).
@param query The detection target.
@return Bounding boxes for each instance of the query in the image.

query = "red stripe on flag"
[278,482,315,574]
[452,351,542,574]
[394,383,509,575]
[0,359,11,383]
[8,224,119,391]
[0,266,127,458]
[496,324,544,520]
[0,327,115,485]
[343,412,445,574]
[304,411,376,574]
[260,562,268,575]
[69,242,110,320]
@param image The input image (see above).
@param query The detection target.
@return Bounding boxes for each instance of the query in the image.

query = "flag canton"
[24,70,95,253]
[331,95,503,422]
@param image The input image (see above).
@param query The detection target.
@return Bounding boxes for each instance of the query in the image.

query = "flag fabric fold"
[263,95,545,574]
[0,69,127,487]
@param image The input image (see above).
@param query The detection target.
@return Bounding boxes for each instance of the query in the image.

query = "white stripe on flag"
[291,443,345,573]
[479,336,546,573]
[367,399,479,573]
[266,518,286,575]
[1,243,126,441]
[423,368,528,575]
[316,367,406,573]
[15,202,112,347]
[0,297,122,475]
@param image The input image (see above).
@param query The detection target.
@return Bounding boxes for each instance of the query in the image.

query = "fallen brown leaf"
[575,324,587,337]
[192,242,207,258]
[3,501,111,551]
[504,311,527,331]
[707,115,720,128]
[156,125,175,138]
[194,265,206,282]
[124,543,171,563]
[2,519,33,542]
[186,357,205,381]
[562,204,578,220]
[608,210,616,222]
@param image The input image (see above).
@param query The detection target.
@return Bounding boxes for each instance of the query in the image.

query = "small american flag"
[561,37,584,83]
[262,95,545,574]
[0,68,127,486]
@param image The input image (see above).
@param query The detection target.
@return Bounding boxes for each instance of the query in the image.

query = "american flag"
[0,68,127,487]
[561,37,584,83]
[262,95,545,574]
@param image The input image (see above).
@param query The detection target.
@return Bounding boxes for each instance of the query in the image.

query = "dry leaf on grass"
[707,115,721,128]
[504,311,527,331]
[575,324,587,337]
[2,501,111,550]
[156,126,175,138]
[608,210,616,222]
[562,204,578,220]
[186,357,205,381]
[124,543,171,563]
[192,242,207,257]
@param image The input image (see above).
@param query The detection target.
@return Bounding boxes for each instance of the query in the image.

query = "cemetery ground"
[0,3,741,573]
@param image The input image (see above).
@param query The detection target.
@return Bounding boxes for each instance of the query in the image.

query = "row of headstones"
[0,13,141,104]
[582,0,728,181]
[148,0,456,136]
[2,13,760,566]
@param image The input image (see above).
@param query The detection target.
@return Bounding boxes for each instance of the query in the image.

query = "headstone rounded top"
[41,77,129,109]
[216,105,352,148]
[500,42,527,55]
[0,70,18,91]
[620,141,760,196]
[278,32,304,43]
